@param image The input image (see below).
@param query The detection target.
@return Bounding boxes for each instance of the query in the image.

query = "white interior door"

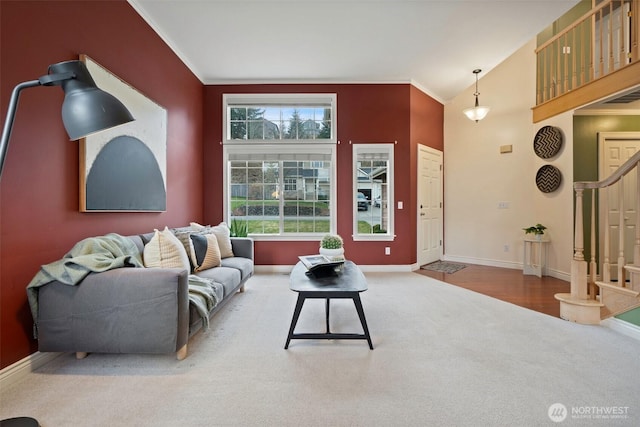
[599,132,640,281]
[417,144,443,266]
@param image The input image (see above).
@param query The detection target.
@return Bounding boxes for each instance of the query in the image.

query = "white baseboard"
[0,351,62,390]
[442,254,521,270]
[442,255,571,282]
[601,317,640,341]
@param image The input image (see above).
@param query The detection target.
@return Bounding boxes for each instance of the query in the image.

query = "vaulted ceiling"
[129,0,580,103]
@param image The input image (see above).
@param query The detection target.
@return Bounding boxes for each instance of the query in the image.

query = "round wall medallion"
[533,125,563,159]
[536,165,562,193]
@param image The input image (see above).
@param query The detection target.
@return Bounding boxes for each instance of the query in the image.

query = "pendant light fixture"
[463,69,490,122]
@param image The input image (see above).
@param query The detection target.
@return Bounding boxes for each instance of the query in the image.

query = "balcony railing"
[533,0,640,121]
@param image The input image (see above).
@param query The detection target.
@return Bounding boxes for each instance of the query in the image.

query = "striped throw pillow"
[189,233,222,272]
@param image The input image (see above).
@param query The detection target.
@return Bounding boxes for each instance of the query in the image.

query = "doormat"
[420,261,467,274]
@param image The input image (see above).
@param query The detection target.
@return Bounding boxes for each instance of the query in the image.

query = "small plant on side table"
[523,223,547,239]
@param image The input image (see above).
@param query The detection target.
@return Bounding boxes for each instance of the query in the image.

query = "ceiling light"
[463,69,490,122]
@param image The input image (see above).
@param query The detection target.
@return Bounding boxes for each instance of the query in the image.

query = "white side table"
[523,238,549,277]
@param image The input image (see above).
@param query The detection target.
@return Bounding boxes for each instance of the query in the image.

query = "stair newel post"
[589,188,597,299]
[632,160,640,290]
[574,188,585,262]
[617,178,626,285]
[572,187,588,300]
[603,186,611,282]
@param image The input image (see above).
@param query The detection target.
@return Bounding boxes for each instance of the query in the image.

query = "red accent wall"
[0,1,204,368]
[1,1,443,369]
[203,84,443,267]
[410,86,445,254]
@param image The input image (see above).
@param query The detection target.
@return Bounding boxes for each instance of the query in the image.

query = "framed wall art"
[79,54,167,212]
[533,125,563,159]
[536,165,562,193]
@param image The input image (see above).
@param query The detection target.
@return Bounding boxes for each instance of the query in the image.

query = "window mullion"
[278,160,284,234]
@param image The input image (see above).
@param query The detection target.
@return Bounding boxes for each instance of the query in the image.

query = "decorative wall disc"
[536,165,562,193]
[533,125,563,159]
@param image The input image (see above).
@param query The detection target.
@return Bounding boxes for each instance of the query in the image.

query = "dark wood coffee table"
[285,260,373,349]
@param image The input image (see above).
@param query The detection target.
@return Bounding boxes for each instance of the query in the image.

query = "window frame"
[352,143,395,241]
[223,93,336,143]
[222,94,338,241]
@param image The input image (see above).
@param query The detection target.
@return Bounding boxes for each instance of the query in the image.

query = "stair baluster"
[558,150,640,323]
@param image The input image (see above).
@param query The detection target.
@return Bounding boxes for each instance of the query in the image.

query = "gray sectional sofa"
[34,226,253,360]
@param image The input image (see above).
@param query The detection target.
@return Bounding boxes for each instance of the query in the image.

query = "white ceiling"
[128,0,580,103]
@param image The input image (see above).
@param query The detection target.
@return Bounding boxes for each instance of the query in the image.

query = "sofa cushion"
[190,222,207,230]
[172,230,198,269]
[181,222,234,259]
[220,256,253,281]
[143,227,190,271]
[189,233,222,272]
[206,222,234,259]
[128,235,145,255]
[195,267,240,297]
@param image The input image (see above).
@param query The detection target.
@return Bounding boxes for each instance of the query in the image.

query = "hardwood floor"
[415,262,570,318]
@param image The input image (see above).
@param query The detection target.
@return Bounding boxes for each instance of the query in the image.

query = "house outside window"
[353,143,394,241]
[223,94,337,239]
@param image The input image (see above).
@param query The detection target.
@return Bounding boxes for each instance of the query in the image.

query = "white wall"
[443,38,573,280]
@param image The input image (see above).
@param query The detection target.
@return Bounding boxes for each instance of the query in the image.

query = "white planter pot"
[319,247,344,260]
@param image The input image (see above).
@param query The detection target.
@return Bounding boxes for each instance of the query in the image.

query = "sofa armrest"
[231,237,254,261]
[37,267,189,355]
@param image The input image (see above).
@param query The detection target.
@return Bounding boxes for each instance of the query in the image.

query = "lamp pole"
[0,80,41,178]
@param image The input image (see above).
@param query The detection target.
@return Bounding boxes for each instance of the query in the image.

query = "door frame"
[416,144,443,267]
[597,131,640,279]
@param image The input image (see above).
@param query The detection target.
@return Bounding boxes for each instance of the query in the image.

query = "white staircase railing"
[556,151,640,324]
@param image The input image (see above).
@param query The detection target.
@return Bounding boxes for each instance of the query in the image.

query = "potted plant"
[319,234,344,260]
[523,223,547,240]
[229,218,248,237]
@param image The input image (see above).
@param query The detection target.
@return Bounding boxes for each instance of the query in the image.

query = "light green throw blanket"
[26,233,222,334]
[188,275,224,330]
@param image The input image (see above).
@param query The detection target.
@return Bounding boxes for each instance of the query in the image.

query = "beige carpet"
[1,272,639,426]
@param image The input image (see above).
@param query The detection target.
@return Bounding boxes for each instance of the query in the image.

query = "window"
[225,94,334,142]
[353,144,394,241]
[223,94,337,239]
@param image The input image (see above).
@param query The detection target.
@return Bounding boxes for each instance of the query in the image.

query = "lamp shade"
[48,61,134,140]
[463,105,490,122]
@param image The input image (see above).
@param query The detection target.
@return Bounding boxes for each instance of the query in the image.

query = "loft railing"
[535,0,640,106]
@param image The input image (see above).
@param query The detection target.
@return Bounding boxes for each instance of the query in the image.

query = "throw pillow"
[190,222,207,231]
[189,233,222,272]
[172,230,198,266]
[207,222,234,258]
[143,226,191,271]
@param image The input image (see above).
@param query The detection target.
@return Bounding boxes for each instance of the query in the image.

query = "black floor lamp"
[0,59,134,426]
[0,59,134,180]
